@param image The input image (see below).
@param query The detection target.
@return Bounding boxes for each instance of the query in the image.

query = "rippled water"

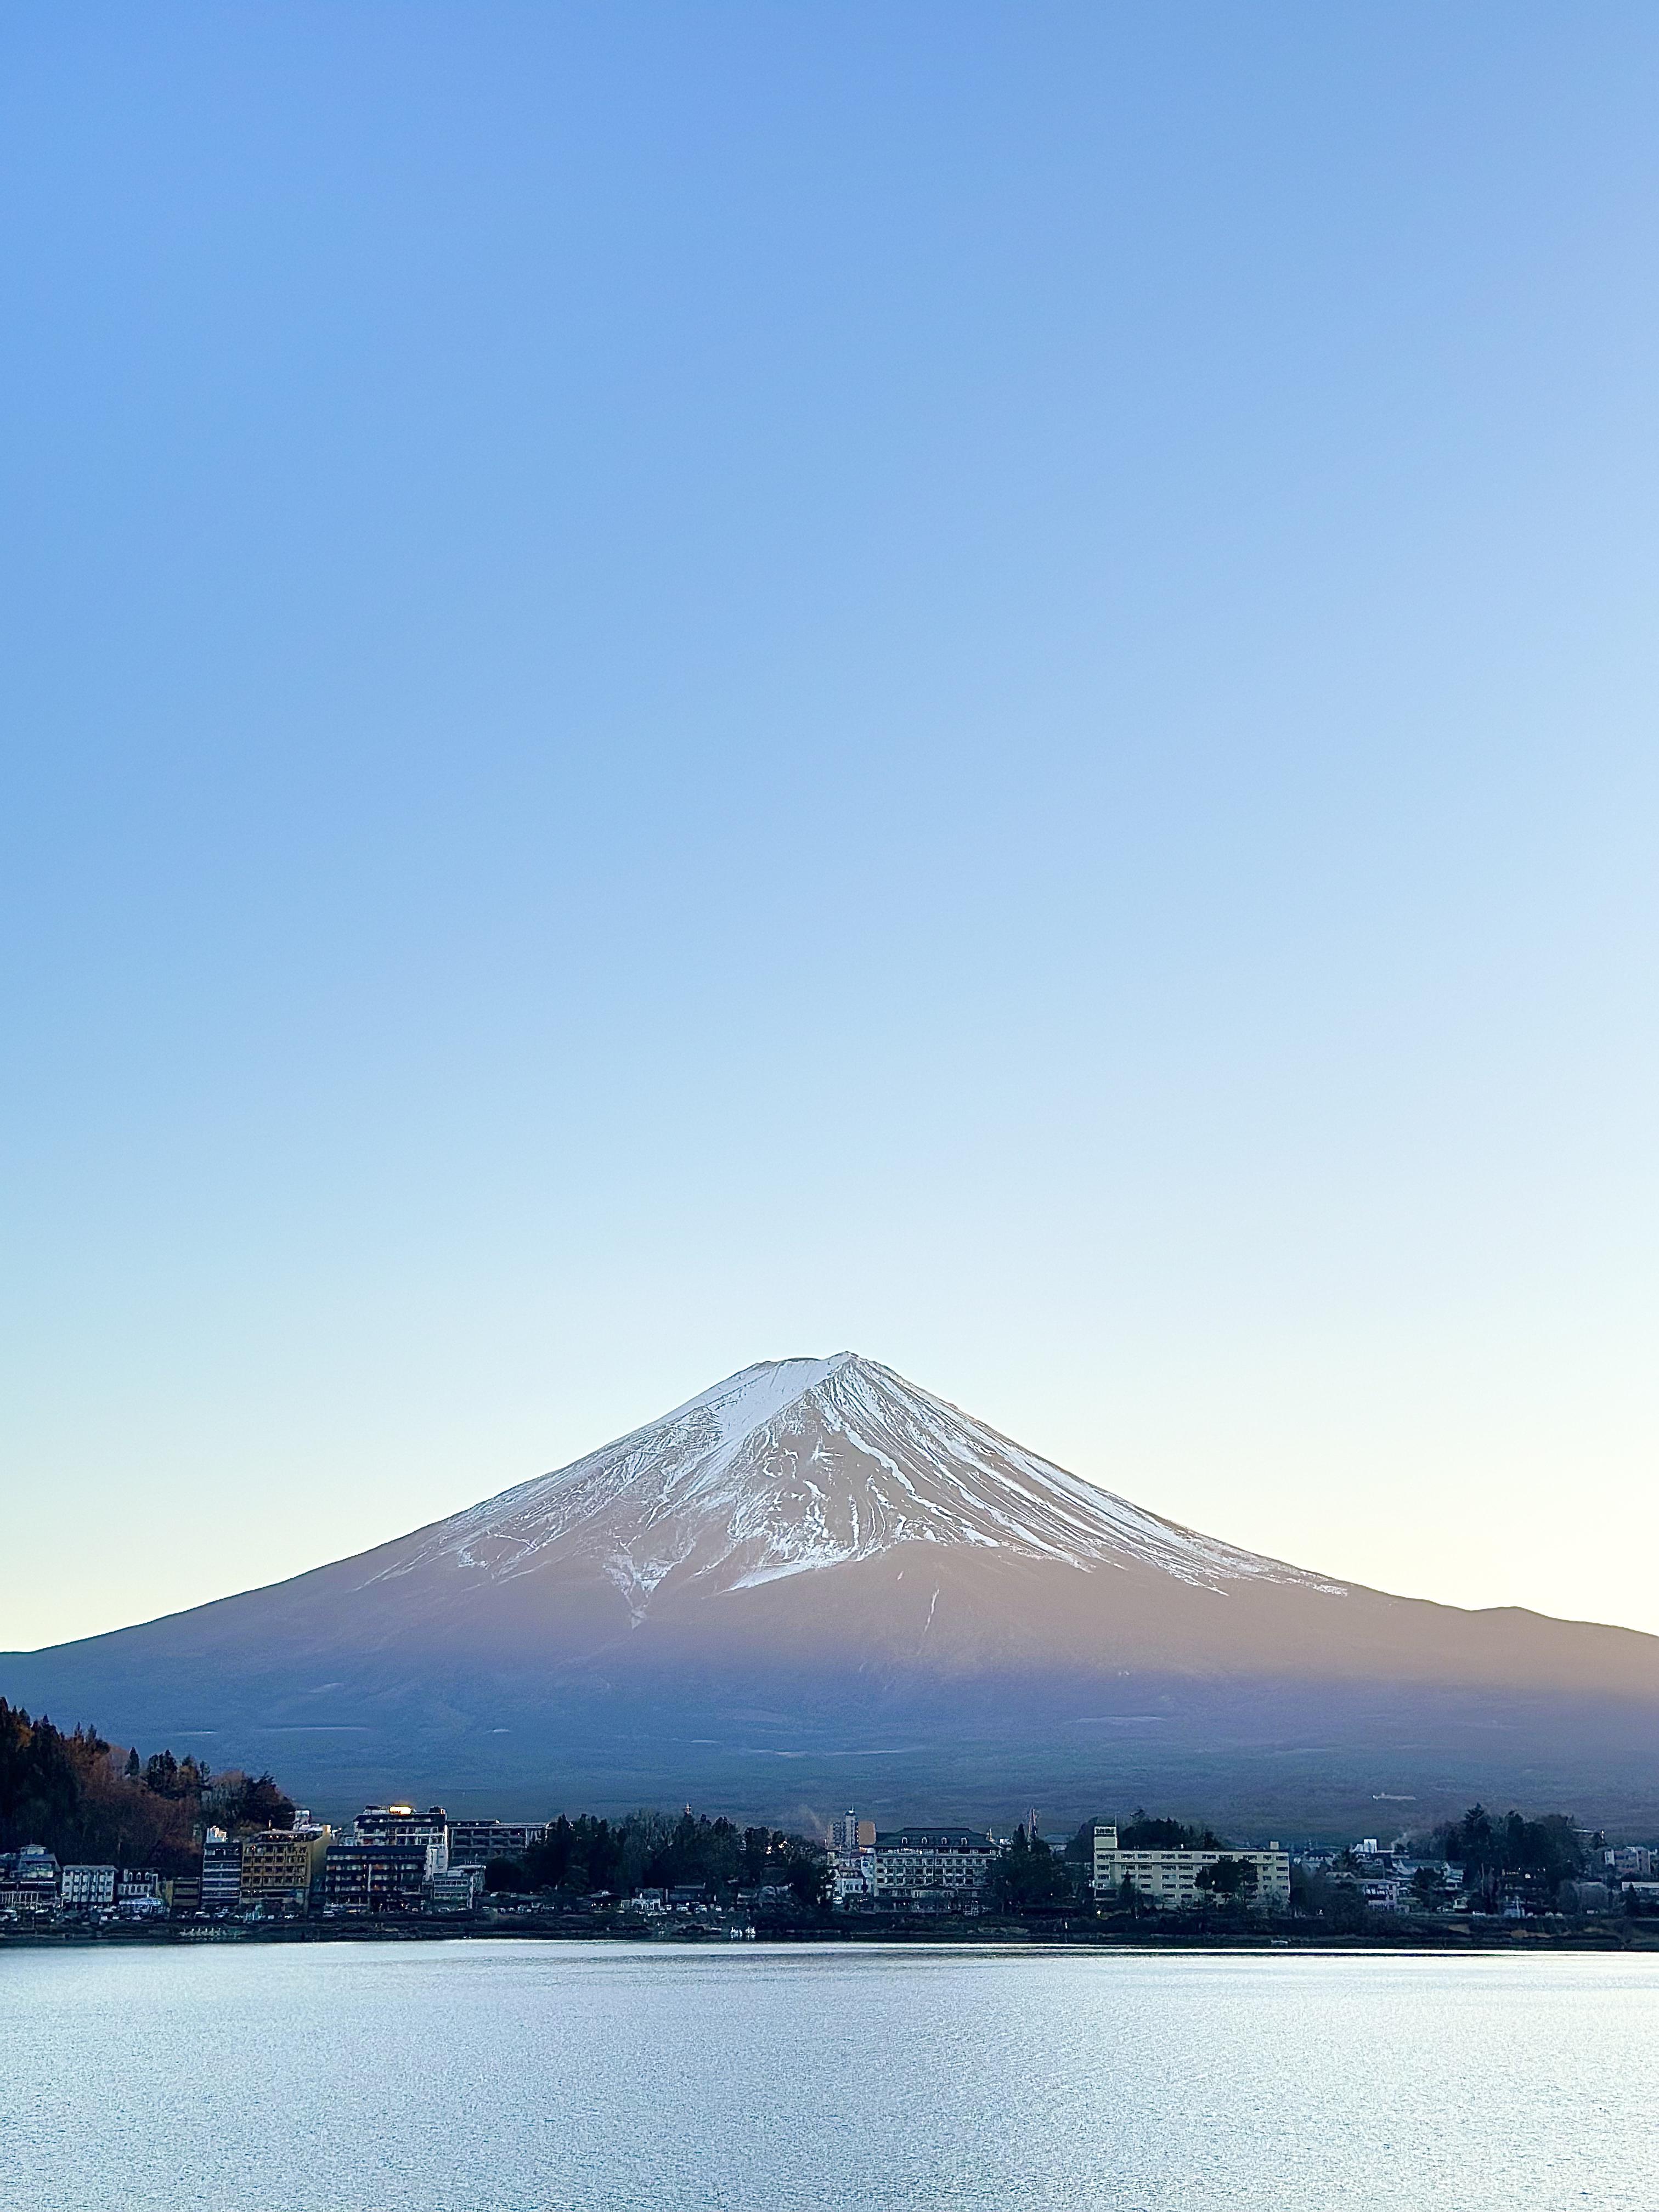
[3,1940,1653,2209]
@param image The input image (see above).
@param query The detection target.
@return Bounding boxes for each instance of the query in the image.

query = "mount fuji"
[7,1353,1658,1832]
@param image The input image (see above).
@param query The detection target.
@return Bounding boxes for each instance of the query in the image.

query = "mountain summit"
[6,1353,1659,1830]
[372,1353,1339,1613]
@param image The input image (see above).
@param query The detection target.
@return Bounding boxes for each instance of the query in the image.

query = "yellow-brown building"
[239,1826,331,1909]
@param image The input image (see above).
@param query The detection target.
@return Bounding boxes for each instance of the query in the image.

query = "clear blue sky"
[4,3,1657,1650]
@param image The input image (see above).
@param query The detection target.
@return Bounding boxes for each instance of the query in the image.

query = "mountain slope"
[6,1353,1658,1832]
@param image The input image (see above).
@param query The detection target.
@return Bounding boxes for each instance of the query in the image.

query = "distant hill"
[7,1353,1657,1833]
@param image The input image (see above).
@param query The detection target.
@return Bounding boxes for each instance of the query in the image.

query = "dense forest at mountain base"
[490,1811,827,1905]
[0,1701,292,1872]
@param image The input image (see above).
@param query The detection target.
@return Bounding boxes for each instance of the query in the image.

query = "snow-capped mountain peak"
[364,1352,1343,1612]
[15,1355,1658,1830]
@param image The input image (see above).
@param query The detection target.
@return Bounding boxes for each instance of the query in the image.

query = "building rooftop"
[873,1829,995,1849]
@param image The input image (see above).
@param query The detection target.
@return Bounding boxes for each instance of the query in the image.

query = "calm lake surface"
[3,1940,1654,2210]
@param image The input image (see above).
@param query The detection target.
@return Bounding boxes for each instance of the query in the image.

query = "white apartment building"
[60,1864,117,1908]
[1091,1825,1290,1910]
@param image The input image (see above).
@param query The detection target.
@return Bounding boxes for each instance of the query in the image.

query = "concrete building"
[353,1804,449,1874]
[60,1864,117,1909]
[0,1887,55,1917]
[115,1869,169,1918]
[201,1829,245,1912]
[828,1847,873,1908]
[323,1841,433,1915]
[425,1864,486,1913]
[865,1826,1001,1914]
[826,1809,881,1904]
[320,1805,449,1912]
[1607,1846,1656,1880]
[830,1810,877,1853]
[0,1846,60,1903]
[1091,1825,1291,1910]
[239,1825,331,1910]
[447,1819,545,1866]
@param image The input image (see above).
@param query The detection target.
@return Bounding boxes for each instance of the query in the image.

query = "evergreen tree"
[1194,1855,1256,1901]
[991,1825,1074,1914]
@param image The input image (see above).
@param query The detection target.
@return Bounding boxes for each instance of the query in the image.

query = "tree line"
[501,1810,826,1908]
[1427,1804,1586,1911]
[0,1700,294,1874]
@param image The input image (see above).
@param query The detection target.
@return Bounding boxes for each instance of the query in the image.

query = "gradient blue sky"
[5,4,1657,1650]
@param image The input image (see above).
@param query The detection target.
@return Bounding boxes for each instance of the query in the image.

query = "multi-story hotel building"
[353,1804,449,1873]
[1091,1824,1290,1910]
[201,1828,245,1912]
[864,1826,1000,1915]
[0,1846,61,1915]
[239,1825,331,1909]
[447,1819,545,1867]
[321,1841,433,1914]
[60,1864,117,1909]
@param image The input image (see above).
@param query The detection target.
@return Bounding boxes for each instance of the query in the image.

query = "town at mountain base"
[5,1354,1659,1830]
[7,1695,1646,1938]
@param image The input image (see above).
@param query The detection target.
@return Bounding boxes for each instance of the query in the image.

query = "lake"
[2,1940,1653,2209]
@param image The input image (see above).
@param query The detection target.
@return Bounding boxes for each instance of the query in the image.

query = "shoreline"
[5,1916,1656,1955]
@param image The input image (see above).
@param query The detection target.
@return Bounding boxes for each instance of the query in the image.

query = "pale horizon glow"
[3,5,1658,1656]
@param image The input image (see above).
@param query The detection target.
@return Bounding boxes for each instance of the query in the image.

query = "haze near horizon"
[4,4,1657,1653]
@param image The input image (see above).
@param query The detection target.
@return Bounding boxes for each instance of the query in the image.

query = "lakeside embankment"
[5,1913,1657,1954]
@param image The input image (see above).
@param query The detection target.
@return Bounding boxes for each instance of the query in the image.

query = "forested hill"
[0,1700,291,1873]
